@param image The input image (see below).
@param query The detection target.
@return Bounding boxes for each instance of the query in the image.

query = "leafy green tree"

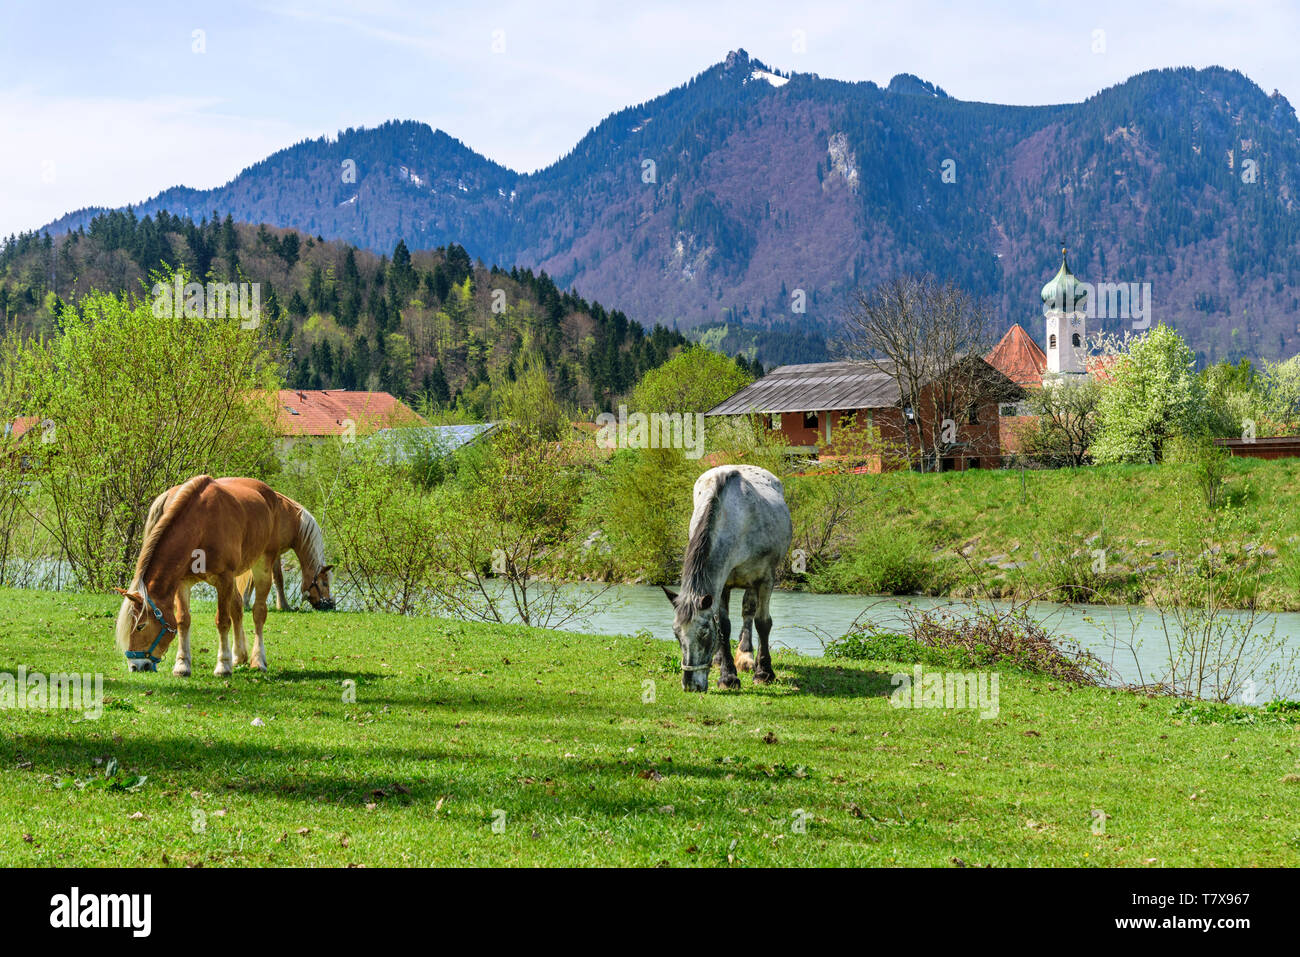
[579,444,701,583]
[494,345,568,440]
[1201,357,1267,438]
[1091,324,1206,464]
[1260,354,1300,431]
[322,440,445,615]
[628,344,752,414]
[430,425,595,627]
[11,268,280,588]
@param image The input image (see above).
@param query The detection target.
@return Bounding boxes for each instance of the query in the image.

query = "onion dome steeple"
[1040,246,1087,310]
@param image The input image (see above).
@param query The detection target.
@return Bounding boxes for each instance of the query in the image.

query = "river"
[528,582,1300,701]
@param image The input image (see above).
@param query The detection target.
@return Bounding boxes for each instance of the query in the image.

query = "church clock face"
[1069,316,1080,327]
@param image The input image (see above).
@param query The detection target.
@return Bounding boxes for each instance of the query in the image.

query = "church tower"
[1041,246,1087,378]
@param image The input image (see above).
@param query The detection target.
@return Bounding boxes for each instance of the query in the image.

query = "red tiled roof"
[8,416,40,439]
[986,324,1046,388]
[1087,354,1121,383]
[272,390,426,437]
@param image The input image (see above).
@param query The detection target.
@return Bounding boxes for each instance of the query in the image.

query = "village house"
[985,323,1047,455]
[705,248,1120,469]
[271,389,427,451]
[2,416,41,442]
[1,415,43,472]
[705,356,1019,471]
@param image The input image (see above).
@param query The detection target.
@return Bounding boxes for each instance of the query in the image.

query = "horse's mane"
[296,506,325,572]
[679,469,737,609]
[133,474,212,581]
[141,488,172,549]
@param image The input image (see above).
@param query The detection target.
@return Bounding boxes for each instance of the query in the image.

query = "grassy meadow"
[2,587,1298,867]
[801,456,1300,609]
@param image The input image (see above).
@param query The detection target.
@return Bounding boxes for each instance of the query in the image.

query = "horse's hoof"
[172,665,191,678]
[717,675,742,690]
[735,651,755,672]
[753,671,775,686]
[214,664,232,677]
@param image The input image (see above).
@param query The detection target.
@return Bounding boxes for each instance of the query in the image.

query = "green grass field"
[801,456,1300,609]
[2,586,1298,866]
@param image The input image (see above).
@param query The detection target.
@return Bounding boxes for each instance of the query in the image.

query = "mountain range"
[39,49,1300,367]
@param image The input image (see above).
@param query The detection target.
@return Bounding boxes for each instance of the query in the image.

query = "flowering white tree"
[1260,354,1300,429]
[1090,324,1205,464]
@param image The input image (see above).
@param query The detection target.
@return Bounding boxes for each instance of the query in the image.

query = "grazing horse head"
[296,507,335,610]
[662,586,717,692]
[302,563,335,610]
[114,583,176,672]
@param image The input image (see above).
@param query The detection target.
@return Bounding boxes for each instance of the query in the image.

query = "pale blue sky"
[3,0,1298,239]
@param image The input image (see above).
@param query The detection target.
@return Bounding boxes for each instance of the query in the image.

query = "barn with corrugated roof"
[705,356,1019,471]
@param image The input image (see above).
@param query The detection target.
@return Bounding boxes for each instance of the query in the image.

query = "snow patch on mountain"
[750,69,789,88]
[398,166,426,187]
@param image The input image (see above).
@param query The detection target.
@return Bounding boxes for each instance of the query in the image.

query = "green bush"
[578,446,702,583]
[323,441,447,615]
[825,629,978,669]
[807,525,938,595]
[1169,699,1300,726]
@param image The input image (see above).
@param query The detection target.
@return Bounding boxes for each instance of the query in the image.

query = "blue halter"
[124,593,175,671]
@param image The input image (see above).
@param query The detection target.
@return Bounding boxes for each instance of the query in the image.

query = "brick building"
[705,357,1020,470]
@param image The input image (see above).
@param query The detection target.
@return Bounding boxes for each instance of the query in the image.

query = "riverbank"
[791,456,1300,611]
[2,587,1297,866]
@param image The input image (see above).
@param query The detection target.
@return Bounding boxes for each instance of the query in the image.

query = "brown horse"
[242,557,289,612]
[115,475,334,675]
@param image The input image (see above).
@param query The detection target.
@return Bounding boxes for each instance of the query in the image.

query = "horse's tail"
[681,468,739,599]
[237,568,255,609]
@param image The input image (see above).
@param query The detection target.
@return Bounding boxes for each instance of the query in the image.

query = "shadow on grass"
[777,662,897,699]
[0,729,812,816]
[258,669,372,683]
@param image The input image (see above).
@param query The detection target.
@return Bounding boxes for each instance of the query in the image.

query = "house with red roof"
[985,324,1046,454]
[986,324,1047,390]
[271,390,426,449]
[4,416,41,441]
